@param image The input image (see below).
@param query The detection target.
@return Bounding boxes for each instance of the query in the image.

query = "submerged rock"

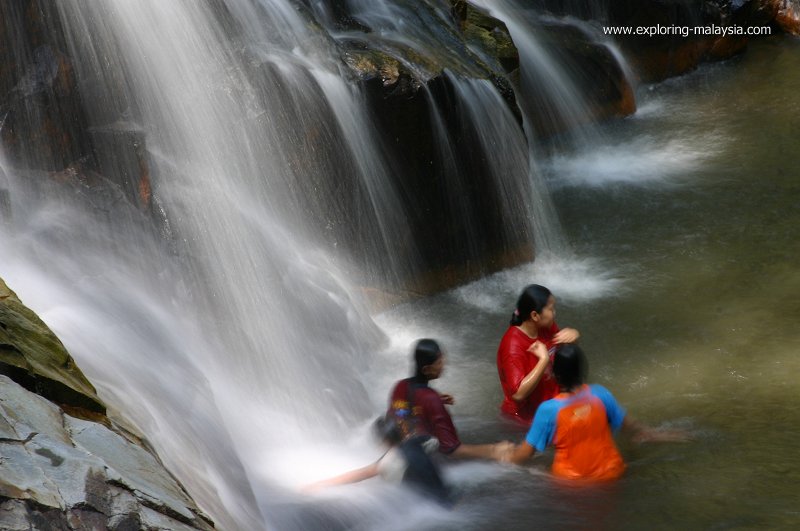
[0,278,214,530]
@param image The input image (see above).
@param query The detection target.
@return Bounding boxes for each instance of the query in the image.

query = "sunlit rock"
[0,374,214,530]
[0,276,214,529]
[0,277,104,414]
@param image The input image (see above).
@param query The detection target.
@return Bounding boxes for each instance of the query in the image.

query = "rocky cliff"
[0,277,214,530]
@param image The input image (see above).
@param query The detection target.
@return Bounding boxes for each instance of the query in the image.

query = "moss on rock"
[0,277,105,414]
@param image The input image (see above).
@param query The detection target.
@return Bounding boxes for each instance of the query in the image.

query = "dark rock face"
[322,1,537,292]
[361,73,534,294]
[523,18,637,137]
[0,1,92,171]
[605,0,750,82]
[523,0,796,82]
[1,0,153,211]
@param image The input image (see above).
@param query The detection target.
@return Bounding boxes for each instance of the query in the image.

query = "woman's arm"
[302,462,379,492]
[505,441,536,464]
[622,417,691,443]
[511,341,550,401]
[451,441,514,461]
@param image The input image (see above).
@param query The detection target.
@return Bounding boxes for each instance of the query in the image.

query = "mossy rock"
[0,277,105,414]
[458,1,519,72]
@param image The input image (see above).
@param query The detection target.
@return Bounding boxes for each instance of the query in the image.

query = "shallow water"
[356,36,800,530]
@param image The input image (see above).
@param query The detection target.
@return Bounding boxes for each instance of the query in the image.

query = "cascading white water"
[0,0,623,528]
[471,0,599,146]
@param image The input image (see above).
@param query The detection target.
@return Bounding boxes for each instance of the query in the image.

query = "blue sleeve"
[525,400,559,452]
[589,385,626,432]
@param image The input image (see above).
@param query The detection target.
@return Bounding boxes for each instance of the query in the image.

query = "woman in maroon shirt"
[389,339,511,460]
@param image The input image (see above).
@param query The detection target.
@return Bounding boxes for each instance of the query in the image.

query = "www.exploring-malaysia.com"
[603,24,772,37]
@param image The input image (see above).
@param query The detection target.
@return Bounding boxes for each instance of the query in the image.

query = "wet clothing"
[526,384,626,481]
[377,435,450,504]
[388,377,461,454]
[497,323,560,425]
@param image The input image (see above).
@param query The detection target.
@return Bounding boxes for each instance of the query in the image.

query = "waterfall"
[0,0,615,528]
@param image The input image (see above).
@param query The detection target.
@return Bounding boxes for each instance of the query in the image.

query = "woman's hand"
[553,327,580,344]
[491,441,515,461]
[439,393,455,405]
[528,340,549,361]
[513,342,551,401]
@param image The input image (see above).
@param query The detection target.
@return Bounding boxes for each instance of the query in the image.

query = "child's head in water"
[373,415,403,447]
[413,338,444,381]
[552,344,588,391]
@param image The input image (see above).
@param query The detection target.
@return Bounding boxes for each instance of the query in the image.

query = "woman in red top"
[497,284,580,425]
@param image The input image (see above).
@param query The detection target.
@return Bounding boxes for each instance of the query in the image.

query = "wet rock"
[745,0,800,34]
[526,0,752,82]
[338,1,518,106]
[317,1,535,293]
[0,1,92,171]
[0,373,214,530]
[0,277,105,414]
[530,19,637,135]
[362,72,534,295]
[452,0,520,74]
[607,0,749,82]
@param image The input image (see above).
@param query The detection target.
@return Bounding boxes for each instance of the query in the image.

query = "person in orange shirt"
[506,344,688,480]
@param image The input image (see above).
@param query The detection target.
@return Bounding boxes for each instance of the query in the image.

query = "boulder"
[526,18,637,136]
[0,276,214,529]
[0,277,105,414]
[523,0,752,82]
[338,1,519,106]
[745,0,800,33]
[0,374,214,530]
[774,0,800,34]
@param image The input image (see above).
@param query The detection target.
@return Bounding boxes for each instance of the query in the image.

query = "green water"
[375,36,800,530]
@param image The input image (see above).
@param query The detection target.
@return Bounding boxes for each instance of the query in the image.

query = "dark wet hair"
[413,338,442,381]
[552,344,588,391]
[509,284,552,326]
[373,415,403,445]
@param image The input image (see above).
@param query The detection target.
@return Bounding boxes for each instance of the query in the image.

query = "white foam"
[451,252,626,313]
[544,134,723,187]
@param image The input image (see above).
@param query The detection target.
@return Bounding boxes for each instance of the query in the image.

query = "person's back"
[530,384,625,481]
[507,344,689,479]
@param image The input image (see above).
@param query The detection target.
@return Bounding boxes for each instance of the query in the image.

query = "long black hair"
[509,284,552,326]
[552,344,588,391]
[413,338,442,381]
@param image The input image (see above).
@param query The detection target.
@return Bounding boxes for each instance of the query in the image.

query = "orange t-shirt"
[525,384,626,481]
